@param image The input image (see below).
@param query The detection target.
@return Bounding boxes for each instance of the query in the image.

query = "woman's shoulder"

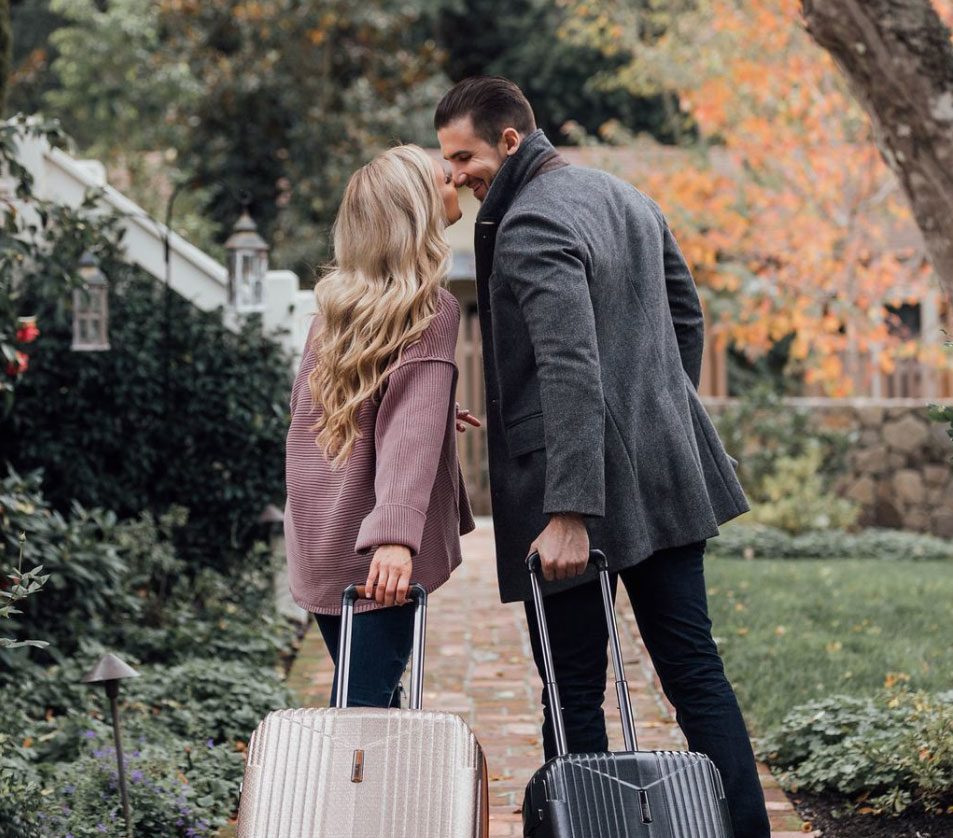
[433,286,461,332]
[401,288,460,364]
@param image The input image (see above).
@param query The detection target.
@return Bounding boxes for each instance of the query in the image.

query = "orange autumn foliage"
[562,0,953,394]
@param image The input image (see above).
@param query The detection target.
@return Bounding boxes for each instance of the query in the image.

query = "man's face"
[437,116,515,202]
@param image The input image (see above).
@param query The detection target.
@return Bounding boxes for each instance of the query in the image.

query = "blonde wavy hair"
[309,144,452,466]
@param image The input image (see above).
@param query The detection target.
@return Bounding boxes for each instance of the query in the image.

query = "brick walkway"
[288,521,813,837]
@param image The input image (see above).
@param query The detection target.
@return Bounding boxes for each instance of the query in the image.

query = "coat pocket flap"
[505,412,545,458]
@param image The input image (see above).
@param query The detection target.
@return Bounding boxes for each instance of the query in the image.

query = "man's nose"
[453,170,468,187]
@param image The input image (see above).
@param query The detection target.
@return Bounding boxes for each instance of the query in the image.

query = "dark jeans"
[524,541,771,838]
[315,603,416,708]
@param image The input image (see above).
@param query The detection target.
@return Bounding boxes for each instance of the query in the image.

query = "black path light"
[81,653,140,838]
[72,251,110,352]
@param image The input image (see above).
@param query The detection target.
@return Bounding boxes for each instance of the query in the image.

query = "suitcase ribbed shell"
[237,707,485,838]
[524,749,732,838]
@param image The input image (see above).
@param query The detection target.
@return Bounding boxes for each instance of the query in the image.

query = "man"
[435,76,771,837]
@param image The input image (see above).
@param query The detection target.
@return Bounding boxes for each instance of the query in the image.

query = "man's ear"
[501,127,523,157]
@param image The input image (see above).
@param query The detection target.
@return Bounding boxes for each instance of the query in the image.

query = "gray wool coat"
[473,130,749,603]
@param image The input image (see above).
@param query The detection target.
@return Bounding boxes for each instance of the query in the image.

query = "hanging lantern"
[72,251,110,352]
[225,207,269,314]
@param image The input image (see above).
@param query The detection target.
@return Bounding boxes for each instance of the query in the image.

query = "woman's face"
[433,159,462,226]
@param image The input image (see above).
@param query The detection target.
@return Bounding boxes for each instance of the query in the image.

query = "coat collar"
[475,130,560,225]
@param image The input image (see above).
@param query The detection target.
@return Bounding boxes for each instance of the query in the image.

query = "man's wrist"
[550,511,584,523]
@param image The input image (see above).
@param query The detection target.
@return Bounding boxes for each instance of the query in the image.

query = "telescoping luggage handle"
[527,550,638,757]
[336,583,428,711]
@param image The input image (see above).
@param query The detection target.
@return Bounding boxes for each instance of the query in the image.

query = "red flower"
[16,318,40,344]
[5,351,29,377]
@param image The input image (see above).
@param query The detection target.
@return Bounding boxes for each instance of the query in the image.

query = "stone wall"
[704,398,953,538]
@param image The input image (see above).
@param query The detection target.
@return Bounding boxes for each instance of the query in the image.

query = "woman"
[284,144,478,709]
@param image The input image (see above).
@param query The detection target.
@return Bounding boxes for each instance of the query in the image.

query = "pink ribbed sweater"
[284,287,475,614]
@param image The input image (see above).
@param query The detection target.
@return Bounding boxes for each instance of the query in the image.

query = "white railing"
[11,130,313,367]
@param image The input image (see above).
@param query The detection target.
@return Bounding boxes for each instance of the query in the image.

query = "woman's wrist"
[377,544,412,561]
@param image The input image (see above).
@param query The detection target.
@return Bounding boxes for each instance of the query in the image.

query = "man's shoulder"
[500,164,660,238]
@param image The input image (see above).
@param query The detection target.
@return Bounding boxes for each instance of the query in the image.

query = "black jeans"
[315,603,416,708]
[524,541,771,838]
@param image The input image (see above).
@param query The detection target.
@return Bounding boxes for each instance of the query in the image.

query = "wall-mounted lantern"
[72,251,110,351]
[225,208,269,314]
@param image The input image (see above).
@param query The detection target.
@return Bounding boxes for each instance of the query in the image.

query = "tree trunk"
[802,0,953,300]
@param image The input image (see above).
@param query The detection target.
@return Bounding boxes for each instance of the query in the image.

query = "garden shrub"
[125,658,294,744]
[1,116,96,420]
[1,661,285,835]
[929,401,953,465]
[0,467,296,831]
[758,691,953,815]
[1,262,292,574]
[3,650,292,764]
[2,115,290,572]
[1,467,292,666]
[709,521,953,561]
[0,117,298,830]
[744,441,858,532]
[0,750,44,838]
[33,731,243,837]
[715,386,858,534]
[1,468,133,661]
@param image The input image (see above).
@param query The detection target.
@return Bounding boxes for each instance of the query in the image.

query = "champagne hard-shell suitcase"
[522,551,733,838]
[237,583,489,838]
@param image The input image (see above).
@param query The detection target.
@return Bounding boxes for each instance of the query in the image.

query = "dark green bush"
[714,387,859,533]
[126,658,293,744]
[1,466,290,666]
[758,691,953,815]
[929,402,953,464]
[33,730,243,837]
[709,521,953,561]
[1,650,290,834]
[1,468,132,661]
[1,266,291,573]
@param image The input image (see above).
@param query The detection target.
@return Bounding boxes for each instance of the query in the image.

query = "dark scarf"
[475,130,568,224]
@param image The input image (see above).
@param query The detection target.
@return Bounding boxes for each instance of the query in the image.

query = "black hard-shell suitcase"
[522,550,733,838]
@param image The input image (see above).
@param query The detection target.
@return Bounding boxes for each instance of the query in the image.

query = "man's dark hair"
[435,77,537,145]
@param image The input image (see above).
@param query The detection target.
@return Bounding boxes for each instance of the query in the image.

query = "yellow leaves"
[582,0,944,395]
[934,0,953,28]
[819,354,844,382]
[233,2,267,22]
[825,640,843,654]
[307,28,327,46]
[884,671,911,689]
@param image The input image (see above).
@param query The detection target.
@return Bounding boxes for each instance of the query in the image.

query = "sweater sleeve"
[354,358,456,556]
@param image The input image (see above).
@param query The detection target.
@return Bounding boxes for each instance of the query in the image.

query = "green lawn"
[705,556,953,737]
